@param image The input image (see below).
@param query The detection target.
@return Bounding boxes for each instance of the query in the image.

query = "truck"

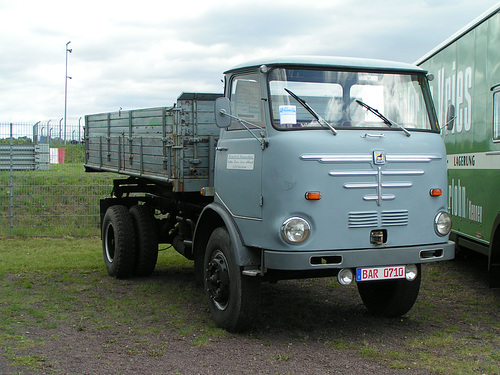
[85,56,455,331]
[416,4,500,288]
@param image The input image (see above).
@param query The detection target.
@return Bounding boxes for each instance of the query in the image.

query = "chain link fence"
[0,122,114,236]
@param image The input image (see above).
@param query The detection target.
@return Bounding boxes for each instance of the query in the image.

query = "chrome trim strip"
[301,154,371,163]
[302,153,441,163]
[364,194,396,201]
[331,170,423,177]
[382,170,424,176]
[386,154,442,162]
[344,183,378,188]
[382,182,413,188]
[215,192,263,222]
[344,182,412,189]
[377,167,382,206]
[329,171,377,176]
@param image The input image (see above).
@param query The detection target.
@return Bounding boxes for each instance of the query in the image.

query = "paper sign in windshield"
[227,154,255,170]
[279,105,296,125]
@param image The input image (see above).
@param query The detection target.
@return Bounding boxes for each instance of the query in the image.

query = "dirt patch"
[1,253,499,375]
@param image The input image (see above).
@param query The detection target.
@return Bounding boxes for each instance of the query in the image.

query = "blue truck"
[85,56,455,331]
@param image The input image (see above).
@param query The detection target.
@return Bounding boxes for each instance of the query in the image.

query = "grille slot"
[348,211,378,228]
[382,210,409,226]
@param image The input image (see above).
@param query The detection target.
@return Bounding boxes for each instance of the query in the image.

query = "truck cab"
[196,56,454,330]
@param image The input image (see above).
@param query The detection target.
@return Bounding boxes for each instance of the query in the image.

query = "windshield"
[268,68,435,131]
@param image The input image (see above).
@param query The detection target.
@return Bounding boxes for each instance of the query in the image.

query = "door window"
[494,91,500,141]
[229,74,265,130]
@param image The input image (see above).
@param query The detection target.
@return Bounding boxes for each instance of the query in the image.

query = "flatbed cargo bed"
[84,93,222,192]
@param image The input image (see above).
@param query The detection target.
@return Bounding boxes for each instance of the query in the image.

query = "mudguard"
[193,202,261,267]
[488,213,500,288]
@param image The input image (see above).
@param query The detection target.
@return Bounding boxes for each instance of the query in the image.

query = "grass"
[0,156,115,236]
[0,237,102,273]
[349,261,500,374]
[0,237,499,374]
[0,237,226,373]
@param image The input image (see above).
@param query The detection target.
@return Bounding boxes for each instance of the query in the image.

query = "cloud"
[0,0,498,124]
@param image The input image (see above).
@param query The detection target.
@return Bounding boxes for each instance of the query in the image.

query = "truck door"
[214,74,265,220]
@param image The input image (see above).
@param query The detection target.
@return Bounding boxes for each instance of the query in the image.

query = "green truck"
[416,4,500,287]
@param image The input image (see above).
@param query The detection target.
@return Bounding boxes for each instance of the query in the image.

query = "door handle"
[216,147,228,151]
[361,133,385,138]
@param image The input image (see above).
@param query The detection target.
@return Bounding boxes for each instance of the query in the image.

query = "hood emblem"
[373,151,386,165]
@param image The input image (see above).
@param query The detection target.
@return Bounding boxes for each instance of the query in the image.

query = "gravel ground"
[1,251,498,375]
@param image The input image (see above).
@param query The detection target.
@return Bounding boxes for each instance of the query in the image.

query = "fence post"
[9,122,14,235]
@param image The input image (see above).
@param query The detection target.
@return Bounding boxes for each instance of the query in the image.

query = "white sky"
[1,0,499,124]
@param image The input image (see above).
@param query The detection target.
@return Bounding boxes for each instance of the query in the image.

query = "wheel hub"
[206,250,230,310]
[104,223,116,263]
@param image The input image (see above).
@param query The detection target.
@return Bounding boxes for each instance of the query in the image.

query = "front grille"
[348,210,408,228]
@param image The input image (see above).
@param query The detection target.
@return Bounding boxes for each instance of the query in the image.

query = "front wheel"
[203,227,261,332]
[357,264,421,317]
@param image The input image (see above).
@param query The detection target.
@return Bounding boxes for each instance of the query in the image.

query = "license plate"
[356,265,406,282]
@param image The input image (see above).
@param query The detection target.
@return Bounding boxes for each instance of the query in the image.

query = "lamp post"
[78,116,82,143]
[59,118,63,144]
[46,120,51,145]
[64,41,72,145]
[33,121,40,145]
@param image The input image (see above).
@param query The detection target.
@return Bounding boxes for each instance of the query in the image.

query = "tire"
[130,205,158,277]
[357,264,421,317]
[102,205,136,278]
[204,227,261,332]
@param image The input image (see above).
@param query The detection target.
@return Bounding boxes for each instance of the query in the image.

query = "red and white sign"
[50,148,65,164]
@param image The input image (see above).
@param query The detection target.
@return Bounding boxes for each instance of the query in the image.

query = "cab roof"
[225,56,425,74]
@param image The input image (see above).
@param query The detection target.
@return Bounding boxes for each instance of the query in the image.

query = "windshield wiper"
[284,88,337,135]
[355,100,411,137]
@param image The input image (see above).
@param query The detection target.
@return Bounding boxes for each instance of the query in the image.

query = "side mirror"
[215,97,231,128]
[445,104,455,131]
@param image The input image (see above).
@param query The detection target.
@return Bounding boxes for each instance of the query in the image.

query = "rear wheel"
[357,264,421,317]
[102,205,136,278]
[204,227,261,332]
[130,205,158,277]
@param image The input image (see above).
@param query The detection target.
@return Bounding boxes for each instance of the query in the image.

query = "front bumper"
[263,241,455,271]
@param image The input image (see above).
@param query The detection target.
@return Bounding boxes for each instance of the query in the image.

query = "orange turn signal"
[429,188,442,197]
[305,191,322,200]
[200,187,215,196]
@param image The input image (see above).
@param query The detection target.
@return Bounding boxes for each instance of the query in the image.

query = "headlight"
[434,211,452,236]
[281,217,311,244]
